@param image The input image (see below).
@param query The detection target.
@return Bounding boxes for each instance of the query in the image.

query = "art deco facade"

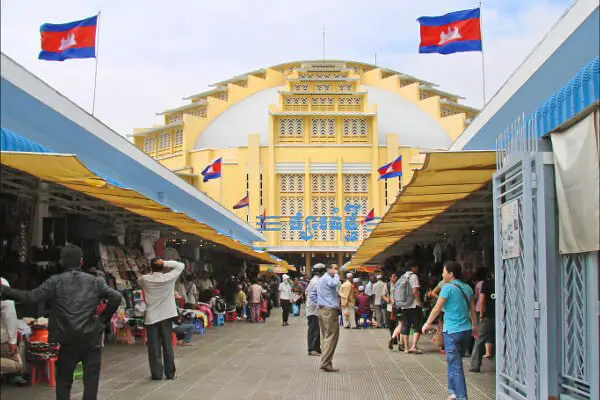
[132,60,477,270]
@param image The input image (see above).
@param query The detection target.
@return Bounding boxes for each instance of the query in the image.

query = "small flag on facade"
[417,8,482,55]
[233,195,249,209]
[362,209,375,225]
[201,158,222,182]
[39,15,98,61]
[260,210,267,231]
[378,156,402,180]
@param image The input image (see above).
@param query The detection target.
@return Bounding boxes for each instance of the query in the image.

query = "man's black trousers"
[56,333,102,400]
[281,299,291,323]
[307,315,321,353]
[146,319,176,379]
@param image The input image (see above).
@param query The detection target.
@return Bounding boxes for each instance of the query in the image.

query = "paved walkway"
[1,310,495,400]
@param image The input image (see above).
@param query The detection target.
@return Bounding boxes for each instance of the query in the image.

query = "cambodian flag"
[361,209,375,225]
[201,158,222,182]
[260,210,267,231]
[378,156,402,180]
[39,15,98,61]
[417,8,482,55]
[233,195,249,209]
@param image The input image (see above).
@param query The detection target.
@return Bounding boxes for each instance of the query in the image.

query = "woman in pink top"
[247,279,263,323]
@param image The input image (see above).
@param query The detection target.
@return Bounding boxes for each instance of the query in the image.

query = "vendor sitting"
[172,314,194,347]
[234,285,247,320]
[210,289,227,315]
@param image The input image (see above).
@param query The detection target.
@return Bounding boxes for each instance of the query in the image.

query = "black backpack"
[214,297,226,313]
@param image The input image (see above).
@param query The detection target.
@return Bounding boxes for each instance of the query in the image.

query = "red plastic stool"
[172,332,178,348]
[225,311,237,321]
[30,357,57,387]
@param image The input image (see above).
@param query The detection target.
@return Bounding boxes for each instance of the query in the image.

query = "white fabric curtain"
[550,110,600,254]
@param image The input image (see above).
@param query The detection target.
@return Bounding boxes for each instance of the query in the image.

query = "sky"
[1,0,574,136]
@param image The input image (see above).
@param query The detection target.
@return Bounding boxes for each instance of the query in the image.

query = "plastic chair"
[215,314,225,326]
[30,357,57,387]
[225,311,237,321]
[193,318,204,335]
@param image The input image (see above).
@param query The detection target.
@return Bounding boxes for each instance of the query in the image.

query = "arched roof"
[194,85,452,150]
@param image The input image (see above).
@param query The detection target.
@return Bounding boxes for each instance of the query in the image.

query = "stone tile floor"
[0,310,495,400]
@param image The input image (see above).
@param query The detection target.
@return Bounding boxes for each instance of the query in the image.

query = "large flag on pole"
[233,195,249,209]
[39,15,98,61]
[378,156,402,180]
[417,8,482,55]
[201,158,222,182]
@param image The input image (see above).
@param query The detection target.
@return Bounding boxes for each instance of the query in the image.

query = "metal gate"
[559,245,600,400]
[493,119,555,400]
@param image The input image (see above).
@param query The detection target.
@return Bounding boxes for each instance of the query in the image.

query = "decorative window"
[173,128,183,149]
[280,197,304,216]
[342,118,367,137]
[353,66,359,73]
[311,119,335,137]
[311,174,336,193]
[440,105,461,117]
[311,197,336,215]
[283,97,308,111]
[188,106,207,118]
[338,84,353,92]
[279,174,304,193]
[158,132,171,151]
[143,136,156,154]
[279,174,304,241]
[344,174,369,193]
[338,97,362,111]
[166,113,183,124]
[316,84,331,92]
[279,119,303,136]
[419,90,434,100]
[294,84,309,92]
[214,92,228,101]
[311,97,335,111]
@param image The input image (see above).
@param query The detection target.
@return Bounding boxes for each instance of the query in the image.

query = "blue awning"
[1,53,264,244]
[531,56,599,137]
[1,127,125,188]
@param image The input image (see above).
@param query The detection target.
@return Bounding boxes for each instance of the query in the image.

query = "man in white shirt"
[372,275,387,328]
[279,274,293,326]
[1,277,22,375]
[138,258,185,380]
[399,263,423,354]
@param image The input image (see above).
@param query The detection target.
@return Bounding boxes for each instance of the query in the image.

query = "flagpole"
[322,25,326,60]
[479,1,487,105]
[91,10,101,116]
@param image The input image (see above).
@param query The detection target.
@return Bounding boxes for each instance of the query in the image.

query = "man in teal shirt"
[423,261,476,400]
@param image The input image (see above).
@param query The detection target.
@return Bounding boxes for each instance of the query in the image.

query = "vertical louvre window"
[173,129,183,149]
[158,132,171,151]
[279,174,304,240]
[311,119,335,137]
[143,136,156,154]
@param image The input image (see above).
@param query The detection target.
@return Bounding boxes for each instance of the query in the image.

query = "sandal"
[408,348,423,354]
[180,342,194,347]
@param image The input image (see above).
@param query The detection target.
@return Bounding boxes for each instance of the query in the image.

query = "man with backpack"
[395,261,423,354]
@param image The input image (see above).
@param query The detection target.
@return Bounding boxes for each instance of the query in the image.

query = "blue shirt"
[440,280,473,334]
[314,273,340,308]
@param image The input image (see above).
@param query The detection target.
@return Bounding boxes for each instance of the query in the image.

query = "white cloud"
[0,0,571,135]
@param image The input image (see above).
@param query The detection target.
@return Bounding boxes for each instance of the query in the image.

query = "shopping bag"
[292,303,300,316]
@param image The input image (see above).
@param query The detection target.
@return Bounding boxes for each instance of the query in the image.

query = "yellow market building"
[132,60,478,271]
